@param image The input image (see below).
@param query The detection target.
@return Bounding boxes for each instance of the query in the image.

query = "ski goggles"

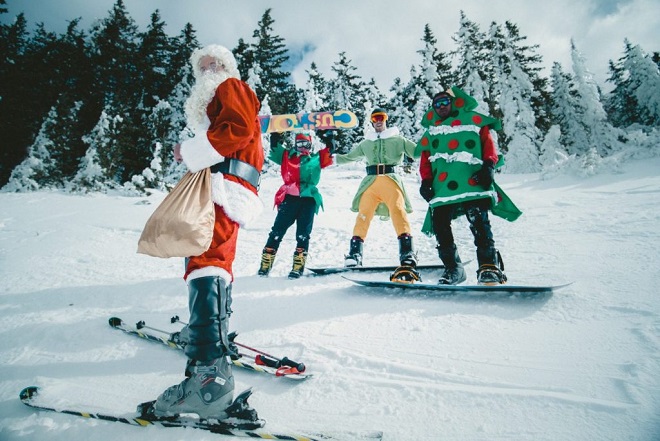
[432,96,452,108]
[371,113,388,123]
[295,140,312,150]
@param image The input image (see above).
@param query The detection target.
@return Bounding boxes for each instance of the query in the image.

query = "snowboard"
[308,260,473,276]
[259,109,358,133]
[343,276,572,297]
[308,263,450,276]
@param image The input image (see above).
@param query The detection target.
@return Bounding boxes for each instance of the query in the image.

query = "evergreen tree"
[502,21,550,133]
[1,106,59,192]
[391,24,452,141]
[489,22,542,172]
[623,42,660,126]
[88,0,152,182]
[68,144,107,193]
[328,51,365,150]
[539,125,569,179]
[137,10,174,110]
[0,15,50,186]
[549,62,590,155]
[301,62,328,112]
[232,37,254,81]
[452,12,489,113]
[605,40,638,127]
[249,9,295,114]
[570,40,623,156]
[417,24,452,94]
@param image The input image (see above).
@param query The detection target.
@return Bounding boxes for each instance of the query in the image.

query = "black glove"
[270,132,282,150]
[419,179,434,202]
[316,130,336,152]
[472,160,495,189]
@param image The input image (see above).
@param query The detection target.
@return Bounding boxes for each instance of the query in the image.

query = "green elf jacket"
[336,127,418,219]
[415,86,522,235]
[269,142,333,214]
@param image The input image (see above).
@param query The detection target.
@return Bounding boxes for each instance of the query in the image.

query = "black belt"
[210,158,261,190]
[366,164,395,175]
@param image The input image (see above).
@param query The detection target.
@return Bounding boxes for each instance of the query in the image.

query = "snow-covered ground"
[1,158,659,441]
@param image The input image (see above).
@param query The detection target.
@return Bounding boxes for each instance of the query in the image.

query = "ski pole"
[135,320,171,335]
[171,315,306,372]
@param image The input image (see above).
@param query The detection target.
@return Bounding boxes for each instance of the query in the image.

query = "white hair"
[189,44,241,80]
[184,44,242,127]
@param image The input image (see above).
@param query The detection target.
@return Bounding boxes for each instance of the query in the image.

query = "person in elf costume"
[416,87,522,285]
[154,45,264,419]
[335,108,420,283]
[258,131,334,279]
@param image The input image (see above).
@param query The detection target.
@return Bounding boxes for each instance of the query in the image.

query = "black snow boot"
[344,236,363,267]
[476,247,507,285]
[397,233,417,267]
[437,245,466,285]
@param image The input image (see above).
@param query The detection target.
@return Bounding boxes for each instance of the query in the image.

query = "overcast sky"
[3,0,658,94]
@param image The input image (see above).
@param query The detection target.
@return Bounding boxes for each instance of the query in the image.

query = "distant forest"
[1,0,658,193]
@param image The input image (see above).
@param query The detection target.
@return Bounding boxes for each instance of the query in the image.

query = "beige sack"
[137,168,215,258]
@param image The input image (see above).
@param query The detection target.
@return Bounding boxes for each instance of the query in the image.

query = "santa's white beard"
[185,71,231,127]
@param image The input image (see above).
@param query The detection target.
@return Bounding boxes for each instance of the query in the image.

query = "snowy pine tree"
[490,23,542,172]
[550,62,590,156]
[453,12,490,113]
[623,43,660,127]
[539,125,569,179]
[1,107,59,192]
[570,40,624,157]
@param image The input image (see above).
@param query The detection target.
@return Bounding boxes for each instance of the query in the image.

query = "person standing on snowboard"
[335,108,420,283]
[153,44,264,419]
[258,131,335,279]
[416,87,522,285]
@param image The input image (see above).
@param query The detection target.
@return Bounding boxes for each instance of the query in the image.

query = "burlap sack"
[137,168,215,258]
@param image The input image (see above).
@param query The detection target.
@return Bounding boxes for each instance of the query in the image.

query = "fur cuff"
[187,266,232,285]
[180,131,224,173]
[210,173,264,227]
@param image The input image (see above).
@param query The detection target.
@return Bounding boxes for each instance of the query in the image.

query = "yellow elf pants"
[353,176,411,239]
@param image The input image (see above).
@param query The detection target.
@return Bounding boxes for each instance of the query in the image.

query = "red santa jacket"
[180,78,264,227]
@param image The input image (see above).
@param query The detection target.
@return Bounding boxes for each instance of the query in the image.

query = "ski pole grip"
[280,356,306,372]
[255,354,279,368]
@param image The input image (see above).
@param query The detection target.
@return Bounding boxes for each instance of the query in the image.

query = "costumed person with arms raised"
[152,45,264,419]
[417,87,522,285]
[258,130,335,278]
[335,108,420,282]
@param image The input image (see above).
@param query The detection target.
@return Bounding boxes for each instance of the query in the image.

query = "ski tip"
[108,317,123,327]
[19,386,39,401]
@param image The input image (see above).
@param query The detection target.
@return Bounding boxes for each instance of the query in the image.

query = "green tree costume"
[415,87,522,235]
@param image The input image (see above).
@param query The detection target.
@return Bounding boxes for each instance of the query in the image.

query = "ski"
[343,276,572,297]
[308,260,472,275]
[108,317,312,380]
[20,386,382,440]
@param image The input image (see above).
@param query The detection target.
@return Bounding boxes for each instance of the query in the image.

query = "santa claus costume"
[152,44,263,421]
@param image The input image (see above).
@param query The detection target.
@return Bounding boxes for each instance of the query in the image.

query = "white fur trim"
[187,266,232,285]
[429,151,483,165]
[365,126,400,141]
[430,190,497,205]
[210,172,263,227]
[428,125,480,136]
[180,129,225,173]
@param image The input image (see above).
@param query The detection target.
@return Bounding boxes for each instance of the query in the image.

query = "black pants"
[265,195,317,252]
[431,199,495,253]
